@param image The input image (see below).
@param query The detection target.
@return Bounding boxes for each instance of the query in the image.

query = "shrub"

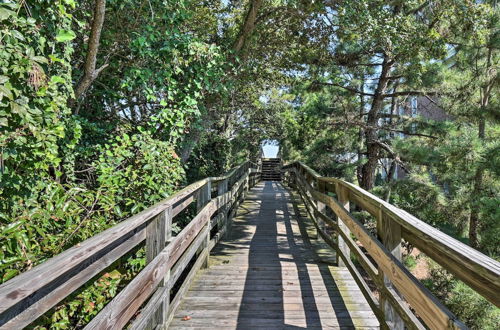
[446,282,500,329]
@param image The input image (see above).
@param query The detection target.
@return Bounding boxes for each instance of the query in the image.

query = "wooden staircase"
[261,158,282,181]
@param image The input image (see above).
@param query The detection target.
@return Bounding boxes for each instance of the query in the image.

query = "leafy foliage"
[0,0,225,327]
[0,0,498,328]
[0,0,76,210]
[423,261,500,330]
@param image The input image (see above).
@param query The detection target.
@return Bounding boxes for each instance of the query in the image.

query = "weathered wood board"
[168,182,379,329]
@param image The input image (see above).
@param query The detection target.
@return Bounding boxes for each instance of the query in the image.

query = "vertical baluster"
[197,181,211,268]
[145,205,172,327]
[325,182,336,219]
[244,167,250,199]
[316,179,326,240]
[377,210,404,329]
[335,183,350,267]
[161,206,172,327]
[218,178,229,239]
[292,166,297,188]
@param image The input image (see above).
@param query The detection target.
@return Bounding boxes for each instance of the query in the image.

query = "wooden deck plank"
[168,181,379,329]
[176,301,376,311]
[169,318,380,328]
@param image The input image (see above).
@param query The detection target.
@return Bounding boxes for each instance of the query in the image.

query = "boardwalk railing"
[283,161,500,330]
[0,161,260,329]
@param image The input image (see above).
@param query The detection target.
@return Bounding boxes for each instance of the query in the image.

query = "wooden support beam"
[145,206,172,327]
[197,182,211,269]
[335,183,350,267]
[377,209,404,330]
[217,179,229,239]
[316,179,327,240]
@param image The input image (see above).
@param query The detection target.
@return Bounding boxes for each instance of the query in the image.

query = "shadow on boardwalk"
[169,181,379,329]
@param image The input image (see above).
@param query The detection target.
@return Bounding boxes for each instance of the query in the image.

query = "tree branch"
[382,90,436,98]
[405,1,430,15]
[314,81,376,97]
[327,117,438,139]
[374,140,410,173]
[381,127,438,139]
[232,0,263,54]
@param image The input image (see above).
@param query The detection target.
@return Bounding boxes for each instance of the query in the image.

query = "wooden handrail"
[0,161,261,329]
[283,161,500,330]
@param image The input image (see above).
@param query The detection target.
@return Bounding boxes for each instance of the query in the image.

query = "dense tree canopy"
[0,0,498,328]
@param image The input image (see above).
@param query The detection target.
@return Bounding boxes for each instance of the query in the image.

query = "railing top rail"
[337,178,500,280]
[209,161,249,182]
[284,161,500,307]
[0,178,207,313]
[284,161,500,329]
[0,160,255,328]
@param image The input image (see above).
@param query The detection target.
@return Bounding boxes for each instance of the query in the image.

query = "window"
[411,97,418,117]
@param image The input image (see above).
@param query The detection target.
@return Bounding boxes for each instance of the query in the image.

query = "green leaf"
[56,29,76,42]
[32,56,48,64]
[114,206,122,217]
[2,269,19,282]
[49,55,63,63]
[0,85,13,101]
[64,0,77,9]
[27,107,42,115]
[11,30,24,41]
[50,76,66,84]
[10,102,27,116]
[0,7,16,21]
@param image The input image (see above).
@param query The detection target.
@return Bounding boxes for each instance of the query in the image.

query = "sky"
[262,140,279,158]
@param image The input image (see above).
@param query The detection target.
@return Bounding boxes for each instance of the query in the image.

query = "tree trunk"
[383,160,397,201]
[357,77,365,185]
[469,45,494,248]
[469,153,483,248]
[179,120,208,163]
[179,0,263,163]
[73,0,107,113]
[360,55,394,190]
[232,0,263,54]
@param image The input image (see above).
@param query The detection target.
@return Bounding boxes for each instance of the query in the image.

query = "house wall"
[389,96,452,180]
[415,96,453,122]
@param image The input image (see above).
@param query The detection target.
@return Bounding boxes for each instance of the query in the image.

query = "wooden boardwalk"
[169,181,379,329]
[2,161,496,329]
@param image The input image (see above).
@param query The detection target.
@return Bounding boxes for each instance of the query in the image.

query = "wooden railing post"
[335,183,350,267]
[249,163,255,188]
[377,210,404,329]
[244,167,250,199]
[145,205,172,327]
[217,178,229,239]
[316,179,326,240]
[291,165,298,188]
[197,181,211,268]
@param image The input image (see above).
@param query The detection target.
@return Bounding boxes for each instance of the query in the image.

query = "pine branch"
[314,81,376,97]
[374,140,411,173]
[382,91,437,98]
